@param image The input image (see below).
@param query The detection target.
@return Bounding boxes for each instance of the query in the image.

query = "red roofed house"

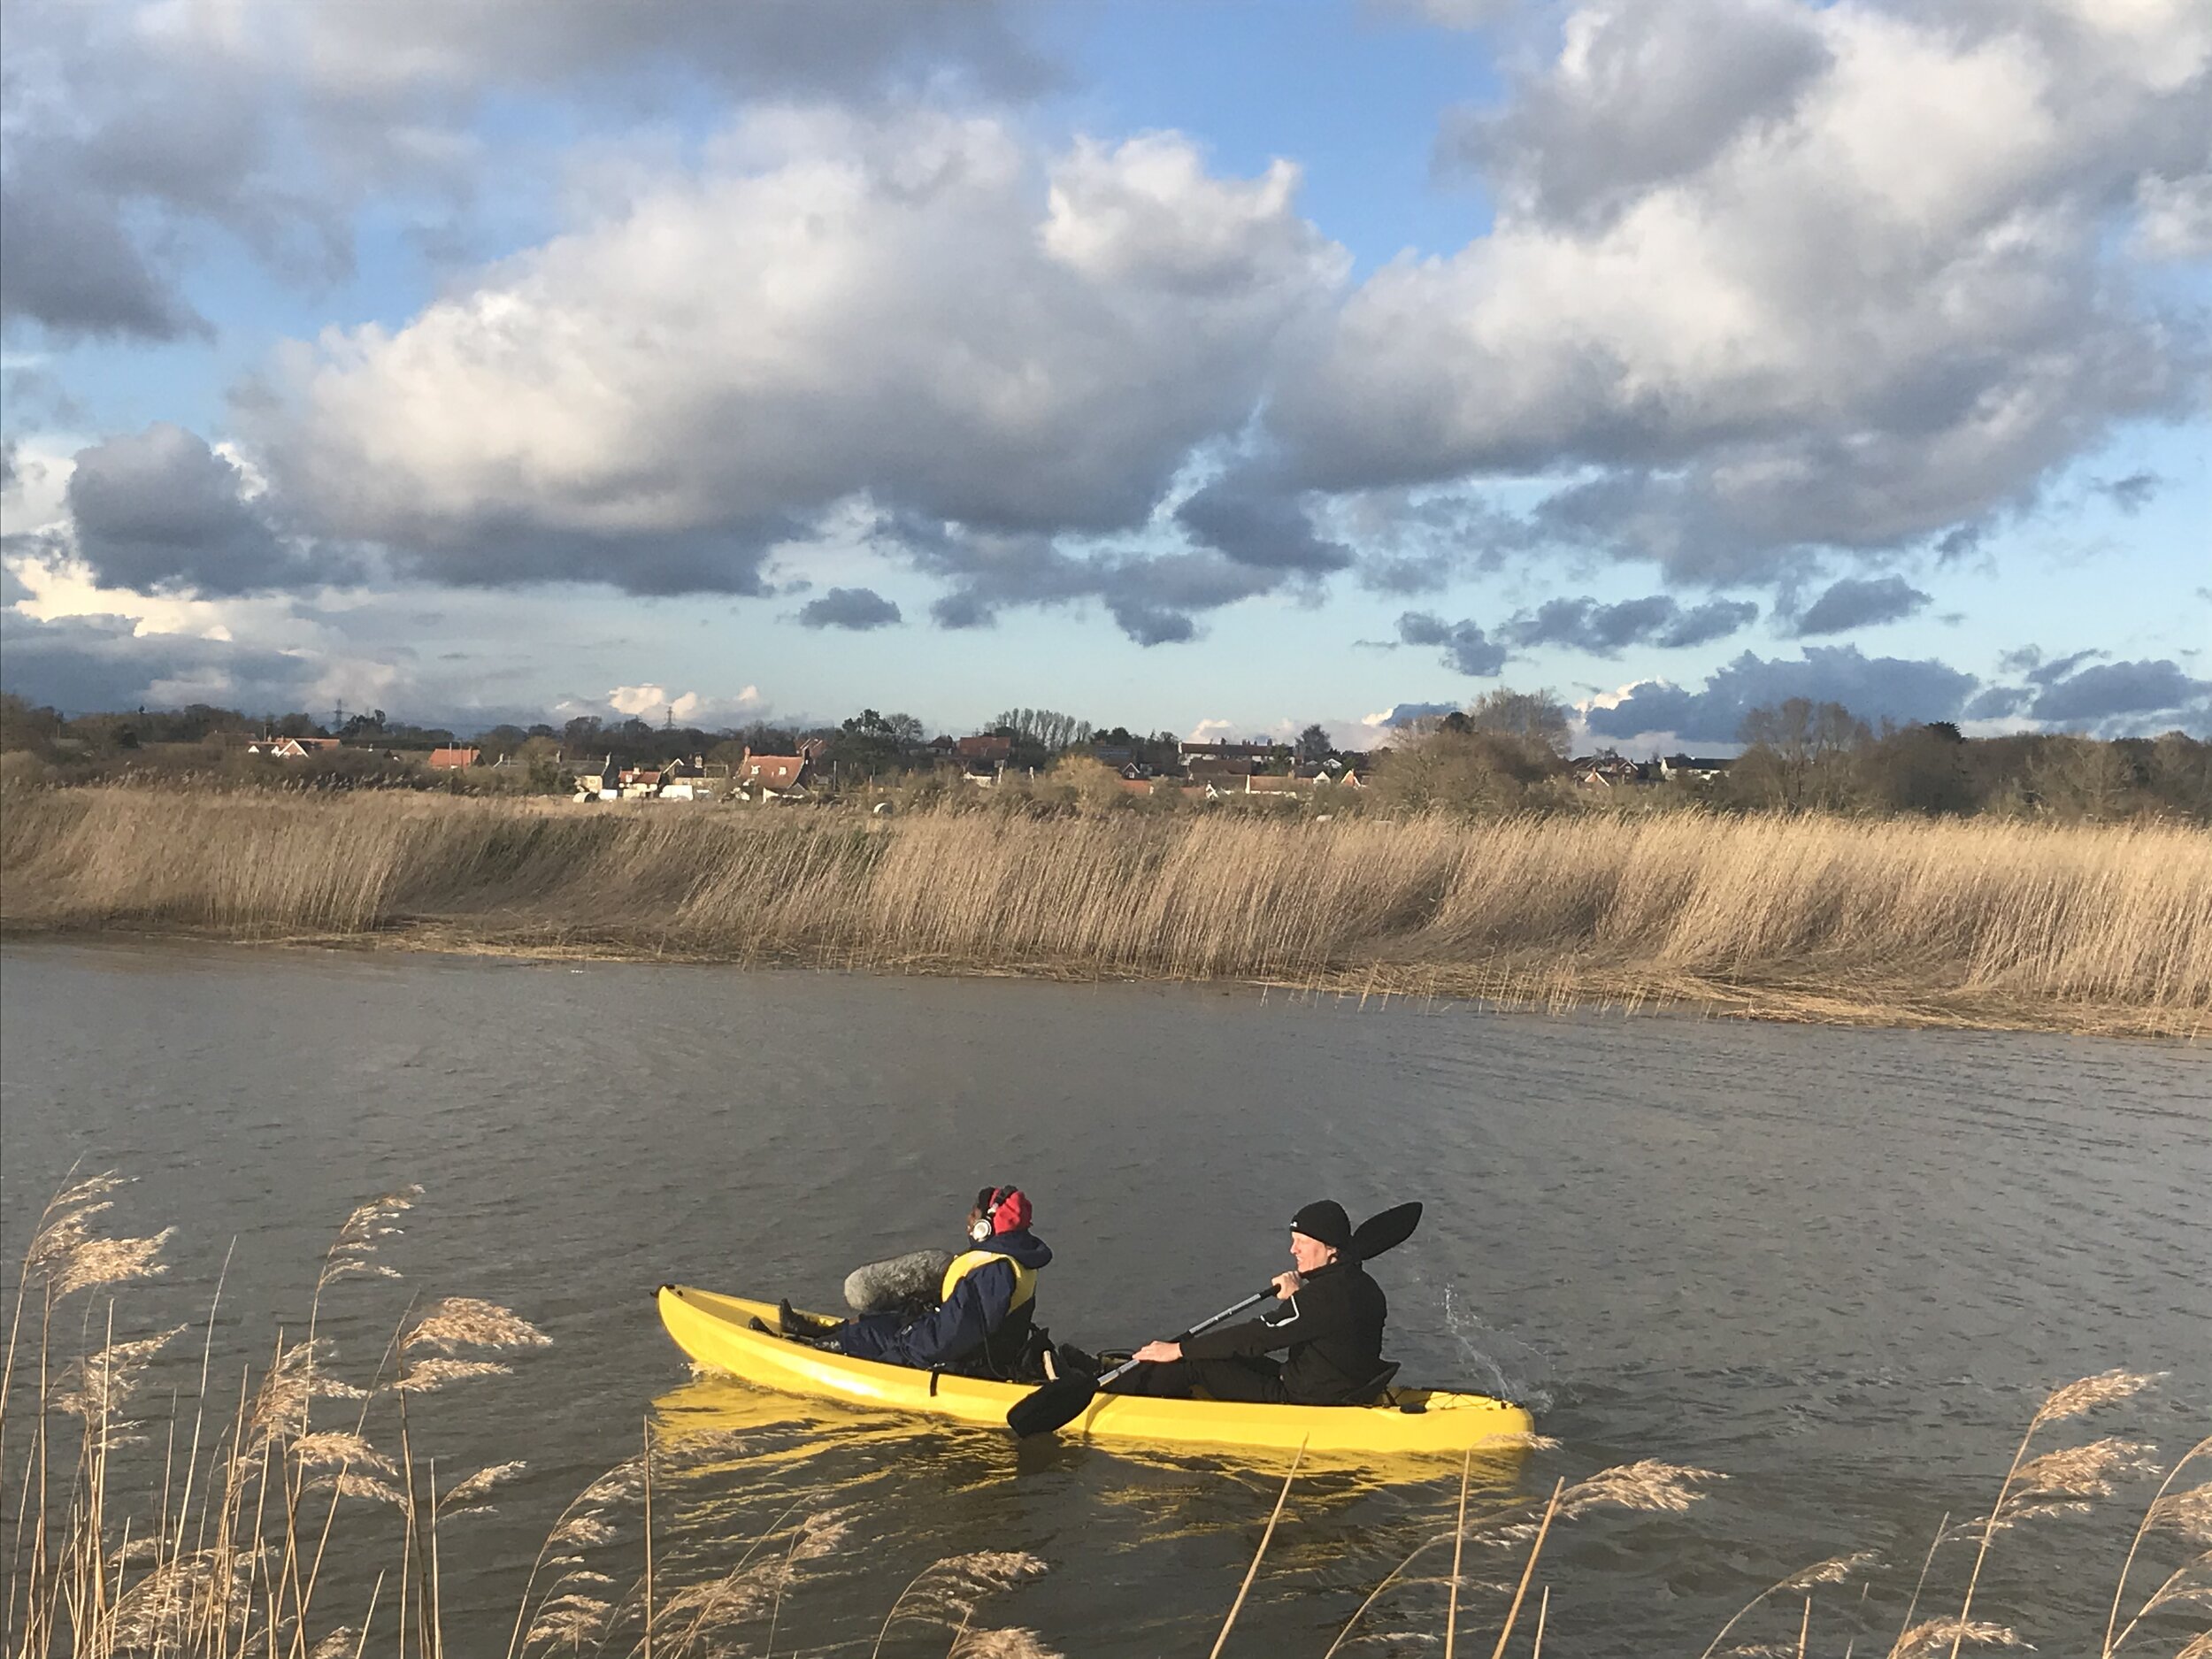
[426,747,480,770]
[734,749,809,800]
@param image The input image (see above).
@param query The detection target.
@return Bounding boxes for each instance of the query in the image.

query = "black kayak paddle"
[1005,1200,1422,1439]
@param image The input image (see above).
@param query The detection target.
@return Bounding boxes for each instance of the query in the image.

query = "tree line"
[3,689,2203,822]
[1380,690,2208,823]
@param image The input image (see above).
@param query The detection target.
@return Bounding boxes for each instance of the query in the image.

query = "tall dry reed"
[5,789,2207,1033]
[0,1169,1070,1659]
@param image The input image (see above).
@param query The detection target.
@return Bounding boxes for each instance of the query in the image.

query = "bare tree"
[1737,698,1868,810]
[2027,734,2136,821]
[991,709,1094,752]
[1463,687,1572,757]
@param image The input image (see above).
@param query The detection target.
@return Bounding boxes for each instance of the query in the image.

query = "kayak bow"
[655,1284,1534,1461]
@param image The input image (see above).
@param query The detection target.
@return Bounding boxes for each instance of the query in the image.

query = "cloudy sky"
[3,0,2207,749]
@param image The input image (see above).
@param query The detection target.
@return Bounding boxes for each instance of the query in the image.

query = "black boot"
[778,1299,844,1341]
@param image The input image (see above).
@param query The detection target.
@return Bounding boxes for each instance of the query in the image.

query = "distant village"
[561,733,1732,804]
[19,688,2193,823]
[0,691,1750,808]
[571,734,1379,804]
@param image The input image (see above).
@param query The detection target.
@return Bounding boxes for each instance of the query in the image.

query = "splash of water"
[1441,1285,1555,1415]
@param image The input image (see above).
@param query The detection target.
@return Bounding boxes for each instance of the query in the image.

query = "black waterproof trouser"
[1109,1354,1289,1403]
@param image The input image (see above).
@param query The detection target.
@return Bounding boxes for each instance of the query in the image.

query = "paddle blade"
[1006,1373,1101,1439]
[1350,1201,1423,1262]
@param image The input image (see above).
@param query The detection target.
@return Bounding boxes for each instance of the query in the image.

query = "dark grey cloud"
[299,0,1053,101]
[0,609,317,713]
[1662,597,1763,648]
[1440,0,1830,227]
[929,591,995,631]
[0,0,1048,342]
[2026,648,2102,687]
[0,365,86,430]
[1343,490,1530,595]
[396,517,796,596]
[1092,549,1284,646]
[65,424,328,595]
[2097,471,2162,514]
[1105,598,1200,647]
[0,3,326,342]
[900,520,1279,646]
[1509,594,1669,653]
[1934,522,1986,562]
[1174,474,1352,574]
[2030,659,2212,725]
[1509,421,2144,586]
[1791,574,1931,637]
[1503,593,1758,655]
[795,586,902,631]
[1586,645,1979,743]
[1377,699,1462,726]
[1397,611,1506,677]
[1962,686,2034,719]
[0,169,210,341]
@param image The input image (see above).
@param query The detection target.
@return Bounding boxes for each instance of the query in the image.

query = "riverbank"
[3,788,2206,1037]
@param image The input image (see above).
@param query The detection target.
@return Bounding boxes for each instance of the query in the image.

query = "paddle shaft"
[1089,1286,1274,1389]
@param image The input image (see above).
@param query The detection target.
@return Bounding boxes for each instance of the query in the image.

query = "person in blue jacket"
[778,1185,1052,1379]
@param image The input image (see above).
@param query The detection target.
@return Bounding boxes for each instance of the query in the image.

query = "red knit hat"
[980,1185,1032,1234]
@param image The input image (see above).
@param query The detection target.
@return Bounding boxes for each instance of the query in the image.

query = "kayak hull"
[655,1284,1535,1461]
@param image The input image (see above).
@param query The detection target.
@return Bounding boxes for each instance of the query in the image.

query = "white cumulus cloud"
[1270,0,2210,581]
[604,684,764,725]
[254,109,1346,596]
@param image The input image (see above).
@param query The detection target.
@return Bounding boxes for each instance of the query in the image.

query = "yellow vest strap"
[941,1248,1037,1311]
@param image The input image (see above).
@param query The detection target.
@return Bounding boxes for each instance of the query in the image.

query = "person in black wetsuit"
[1109,1200,1388,1404]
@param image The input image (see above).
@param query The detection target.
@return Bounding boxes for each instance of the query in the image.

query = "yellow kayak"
[655,1285,1536,1461]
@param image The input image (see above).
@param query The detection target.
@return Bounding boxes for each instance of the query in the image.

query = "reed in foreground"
[0,1172,1063,1659]
[5,789,2208,1036]
[1218,1370,2202,1657]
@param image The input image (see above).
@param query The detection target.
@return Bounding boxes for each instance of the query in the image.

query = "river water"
[2,941,2206,1657]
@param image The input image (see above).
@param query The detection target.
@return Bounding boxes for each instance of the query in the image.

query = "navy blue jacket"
[837,1229,1052,1372]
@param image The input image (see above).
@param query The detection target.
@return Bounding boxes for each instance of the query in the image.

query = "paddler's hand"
[1133,1340,1182,1363]
[1271,1271,1304,1301]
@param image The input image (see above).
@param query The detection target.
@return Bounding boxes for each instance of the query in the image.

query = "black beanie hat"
[1289,1200,1353,1251]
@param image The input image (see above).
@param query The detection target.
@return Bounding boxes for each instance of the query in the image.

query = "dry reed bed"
[4,789,2208,1035]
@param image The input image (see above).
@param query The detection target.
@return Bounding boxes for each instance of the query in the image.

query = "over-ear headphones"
[971,1185,1011,1243]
